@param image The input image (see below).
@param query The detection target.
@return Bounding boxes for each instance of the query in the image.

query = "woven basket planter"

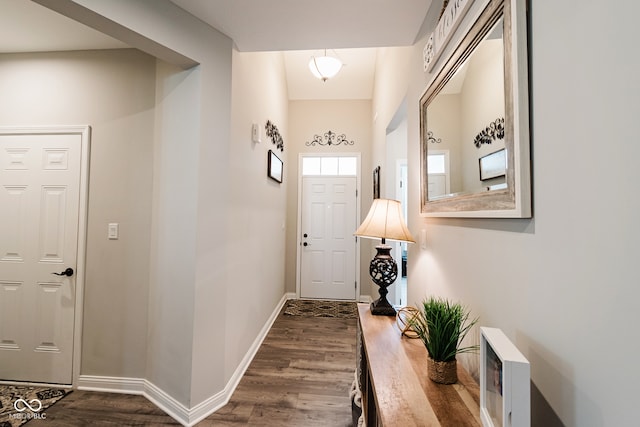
[427,357,457,384]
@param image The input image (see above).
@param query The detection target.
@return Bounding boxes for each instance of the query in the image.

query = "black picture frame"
[373,166,380,199]
[268,149,283,183]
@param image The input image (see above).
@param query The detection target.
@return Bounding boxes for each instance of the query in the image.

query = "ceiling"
[0,0,128,53]
[169,0,432,52]
[0,0,434,100]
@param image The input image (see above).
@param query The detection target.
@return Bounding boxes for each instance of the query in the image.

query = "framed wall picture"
[479,148,506,181]
[268,149,283,183]
[373,166,380,199]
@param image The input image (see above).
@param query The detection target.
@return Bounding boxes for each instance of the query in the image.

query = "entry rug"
[283,299,358,319]
[0,386,71,427]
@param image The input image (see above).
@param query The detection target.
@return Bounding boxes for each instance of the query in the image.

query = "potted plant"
[411,297,479,384]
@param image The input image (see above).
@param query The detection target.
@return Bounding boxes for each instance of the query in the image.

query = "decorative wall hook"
[427,131,442,144]
[265,120,284,151]
[305,130,355,147]
[473,117,504,148]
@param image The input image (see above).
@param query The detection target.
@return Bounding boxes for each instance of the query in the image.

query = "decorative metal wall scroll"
[265,120,284,151]
[305,130,355,147]
[473,117,505,148]
[427,130,442,144]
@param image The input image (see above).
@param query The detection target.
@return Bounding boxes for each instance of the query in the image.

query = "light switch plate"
[251,123,261,143]
[108,223,119,240]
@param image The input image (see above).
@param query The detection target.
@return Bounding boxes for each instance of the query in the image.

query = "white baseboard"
[77,293,293,426]
[77,375,145,394]
[77,376,190,425]
[359,294,372,303]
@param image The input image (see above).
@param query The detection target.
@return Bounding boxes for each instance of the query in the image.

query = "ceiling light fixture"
[308,49,343,82]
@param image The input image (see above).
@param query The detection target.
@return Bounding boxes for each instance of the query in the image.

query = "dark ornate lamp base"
[371,297,397,316]
[369,243,398,316]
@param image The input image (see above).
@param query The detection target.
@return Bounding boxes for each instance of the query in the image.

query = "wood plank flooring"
[29,309,357,426]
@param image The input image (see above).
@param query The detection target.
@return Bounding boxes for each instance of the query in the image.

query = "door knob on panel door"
[52,267,74,277]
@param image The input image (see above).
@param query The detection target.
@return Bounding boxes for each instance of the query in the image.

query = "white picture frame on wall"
[479,149,506,181]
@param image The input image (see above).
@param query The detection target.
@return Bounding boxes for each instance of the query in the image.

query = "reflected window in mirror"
[427,150,450,199]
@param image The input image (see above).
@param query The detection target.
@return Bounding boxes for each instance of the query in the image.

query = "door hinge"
[356,189,358,197]
[355,281,357,289]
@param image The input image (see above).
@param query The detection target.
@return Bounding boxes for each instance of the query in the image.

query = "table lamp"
[355,199,415,315]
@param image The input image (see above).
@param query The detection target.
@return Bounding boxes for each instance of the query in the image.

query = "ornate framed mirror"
[420,0,531,217]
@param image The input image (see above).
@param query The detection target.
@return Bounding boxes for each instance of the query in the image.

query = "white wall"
[373,0,640,426]
[385,118,408,199]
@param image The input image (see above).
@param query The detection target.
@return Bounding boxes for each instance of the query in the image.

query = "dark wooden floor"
[29,310,357,426]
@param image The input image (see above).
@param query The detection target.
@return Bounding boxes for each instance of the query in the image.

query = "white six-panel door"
[300,176,357,300]
[0,130,82,384]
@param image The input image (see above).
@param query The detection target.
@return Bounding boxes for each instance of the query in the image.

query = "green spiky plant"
[411,297,479,362]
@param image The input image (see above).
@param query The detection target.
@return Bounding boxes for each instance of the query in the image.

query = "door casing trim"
[0,125,90,386]
[296,153,361,300]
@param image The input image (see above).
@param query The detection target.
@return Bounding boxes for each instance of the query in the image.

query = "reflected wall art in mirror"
[420,0,531,217]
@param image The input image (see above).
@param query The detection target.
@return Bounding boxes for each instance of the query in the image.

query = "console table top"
[358,303,481,427]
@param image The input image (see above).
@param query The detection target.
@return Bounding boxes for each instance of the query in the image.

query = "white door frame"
[388,158,408,307]
[0,126,90,387]
[427,149,451,197]
[296,153,361,300]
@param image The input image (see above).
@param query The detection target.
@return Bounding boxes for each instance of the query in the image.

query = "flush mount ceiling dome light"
[308,50,343,82]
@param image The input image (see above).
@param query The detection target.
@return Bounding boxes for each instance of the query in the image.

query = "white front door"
[300,176,357,300]
[0,129,84,384]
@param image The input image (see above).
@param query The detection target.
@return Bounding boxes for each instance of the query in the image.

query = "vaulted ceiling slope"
[169,0,433,52]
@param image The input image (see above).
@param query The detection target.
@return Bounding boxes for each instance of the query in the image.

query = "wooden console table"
[357,304,481,426]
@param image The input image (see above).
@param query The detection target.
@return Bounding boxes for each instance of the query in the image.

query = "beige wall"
[373,1,640,426]
[428,40,505,195]
[0,49,156,379]
[286,100,373,298]
[428,94,463,193]
[460,39,505,192]
[148,60,201,404]
[226,49,289,376]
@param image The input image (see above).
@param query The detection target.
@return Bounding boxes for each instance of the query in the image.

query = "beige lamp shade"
[355,199,415,243]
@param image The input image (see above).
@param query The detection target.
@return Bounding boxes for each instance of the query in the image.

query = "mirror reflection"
[426,18,505,200]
